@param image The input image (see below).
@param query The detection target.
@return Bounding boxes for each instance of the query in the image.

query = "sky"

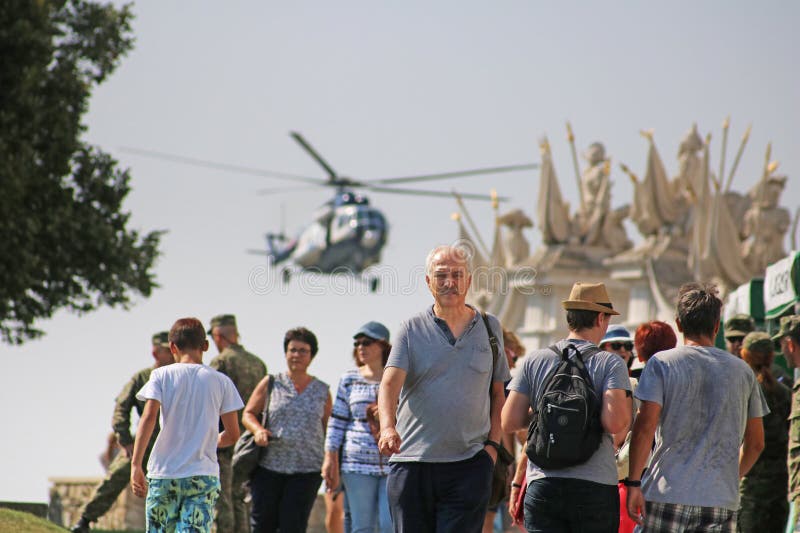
[2,1,798,503]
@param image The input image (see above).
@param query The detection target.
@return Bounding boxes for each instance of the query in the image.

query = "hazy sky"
[3,2,798,503]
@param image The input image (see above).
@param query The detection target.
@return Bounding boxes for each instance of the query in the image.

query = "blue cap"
[601,325,632,344]
[353,321,390,342]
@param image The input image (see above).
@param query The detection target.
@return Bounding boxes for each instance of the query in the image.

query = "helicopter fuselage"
[266,191,388,274]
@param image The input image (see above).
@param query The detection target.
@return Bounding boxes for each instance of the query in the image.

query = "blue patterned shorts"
[635,501,736,532]
[146,475,220,533]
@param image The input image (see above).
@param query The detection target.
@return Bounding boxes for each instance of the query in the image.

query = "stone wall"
[48,477,145,530]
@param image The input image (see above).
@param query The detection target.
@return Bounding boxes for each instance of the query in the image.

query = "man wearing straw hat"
[502,281,632,531]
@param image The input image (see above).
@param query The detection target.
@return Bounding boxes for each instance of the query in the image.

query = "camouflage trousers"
[216,447,251,533]
[80,450,146,522]
[738,492,788,533]
[789,499,800,533]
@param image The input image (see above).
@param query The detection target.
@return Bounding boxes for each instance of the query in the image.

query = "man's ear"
[202,339,209,353]
[675,318,684,333]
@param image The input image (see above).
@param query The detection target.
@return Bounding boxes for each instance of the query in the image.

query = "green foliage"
[0,0,163,344]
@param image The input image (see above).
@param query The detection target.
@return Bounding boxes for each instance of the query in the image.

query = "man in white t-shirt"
[131,317,244,533]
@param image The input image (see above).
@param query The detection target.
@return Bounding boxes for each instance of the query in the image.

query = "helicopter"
[122,132,538,292]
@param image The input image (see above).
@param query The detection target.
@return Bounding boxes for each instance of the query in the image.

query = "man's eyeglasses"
[354,338,376,348]
[726,336,745,344]
[610,342,633,351]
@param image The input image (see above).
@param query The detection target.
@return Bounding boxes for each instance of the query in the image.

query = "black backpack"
[526,343,603,469]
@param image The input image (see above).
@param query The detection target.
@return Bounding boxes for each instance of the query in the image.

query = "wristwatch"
[622,478,641,487]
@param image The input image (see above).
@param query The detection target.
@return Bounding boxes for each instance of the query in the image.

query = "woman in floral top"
[323,321,392,533]
[243,327,332,533]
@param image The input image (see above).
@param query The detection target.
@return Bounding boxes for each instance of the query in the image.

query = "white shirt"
[137,363,243,479]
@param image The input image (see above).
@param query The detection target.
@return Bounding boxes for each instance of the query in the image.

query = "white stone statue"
[497,209,533,265]
[572,142,611,246]
[741,175,791,273]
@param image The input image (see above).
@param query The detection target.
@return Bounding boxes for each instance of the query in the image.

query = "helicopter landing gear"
[281,268,291,284]
[368,277,379,293]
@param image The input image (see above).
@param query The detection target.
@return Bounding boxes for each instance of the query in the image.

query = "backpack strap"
[480,312,500,388]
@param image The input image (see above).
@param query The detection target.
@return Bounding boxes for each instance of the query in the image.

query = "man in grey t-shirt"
[377,245,510,533]
[627,282,768,531]
[502,281,632,532]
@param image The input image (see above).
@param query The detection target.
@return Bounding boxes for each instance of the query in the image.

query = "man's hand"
[483,444,498,464]
[626,486,645,525]
[131,465,147,498]
[378,427,401,456]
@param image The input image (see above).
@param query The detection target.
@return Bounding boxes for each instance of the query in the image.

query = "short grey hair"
[425,244,472,277]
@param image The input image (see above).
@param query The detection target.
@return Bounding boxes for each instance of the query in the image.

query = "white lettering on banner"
[764,253,798,314]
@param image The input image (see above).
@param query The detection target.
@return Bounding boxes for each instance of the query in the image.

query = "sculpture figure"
[497,209,533,265]
[572,142,611,246]
[741,175,791,273]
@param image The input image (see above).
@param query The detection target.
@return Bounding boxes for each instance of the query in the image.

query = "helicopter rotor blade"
[367,163,538,185]
[119,147,326,185]
[364,185,509,202]
[255,184,328,195]
[289,132,339,181]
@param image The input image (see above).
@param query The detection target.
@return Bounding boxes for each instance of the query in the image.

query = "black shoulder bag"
[480,312,515,507]
[232,374,275,481]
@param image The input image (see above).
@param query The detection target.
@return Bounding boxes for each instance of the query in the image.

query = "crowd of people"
[70,244,800,533]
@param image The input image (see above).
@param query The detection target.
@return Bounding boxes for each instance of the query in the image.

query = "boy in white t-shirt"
[131,317,244,532]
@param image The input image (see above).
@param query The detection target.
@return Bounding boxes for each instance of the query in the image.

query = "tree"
[0,0,163,344]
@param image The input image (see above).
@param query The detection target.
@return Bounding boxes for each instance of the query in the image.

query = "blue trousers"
[523,477,619,533]
[341,472,392,533]
[387,450,493,533]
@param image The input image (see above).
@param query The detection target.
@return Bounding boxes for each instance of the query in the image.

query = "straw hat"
[562,282,620,315]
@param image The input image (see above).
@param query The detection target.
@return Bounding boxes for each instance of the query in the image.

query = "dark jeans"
[250,467,322,533]
[387,449,494,533]
[524,477,619,533]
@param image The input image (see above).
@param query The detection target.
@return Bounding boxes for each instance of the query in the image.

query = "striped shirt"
[325,368,387,476]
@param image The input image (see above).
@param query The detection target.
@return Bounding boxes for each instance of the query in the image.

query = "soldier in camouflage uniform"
[71,332,175,533]
[723,314,756,357]
[725,313,792,386]
[737,332,791,532]
[773,316,800,532]
[208,314,268,533]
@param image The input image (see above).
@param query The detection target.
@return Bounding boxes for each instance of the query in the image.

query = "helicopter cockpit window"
[358,210,386,230]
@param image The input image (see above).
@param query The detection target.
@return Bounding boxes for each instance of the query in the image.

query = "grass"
[0,508,65,532]
[0,509,143,533]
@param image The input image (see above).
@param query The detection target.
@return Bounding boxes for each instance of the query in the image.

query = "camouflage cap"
[771,315,800,342]
[152,331,170,347]
[207,314,237,335]
[723,314,755,338]
[742,331,773,354]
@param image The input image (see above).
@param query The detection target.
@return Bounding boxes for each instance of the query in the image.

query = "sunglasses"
[726,336,745,344]
[609,342,633,351]
[353,338,376,348]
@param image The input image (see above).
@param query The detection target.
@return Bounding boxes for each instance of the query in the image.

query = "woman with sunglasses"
[323,322,392,533]
[599,325,635,370]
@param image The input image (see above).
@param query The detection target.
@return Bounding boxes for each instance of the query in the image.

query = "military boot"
[70,516,90,533]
